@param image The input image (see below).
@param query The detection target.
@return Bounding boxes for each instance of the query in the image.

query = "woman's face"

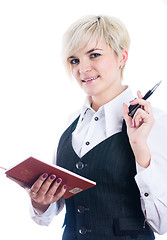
[68,39,126,102]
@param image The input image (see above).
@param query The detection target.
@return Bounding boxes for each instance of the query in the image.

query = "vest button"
[79,227,92,235]
[77,205,90,213]
[144,192,149,197]
[85,141,90,145]
[76,162,84,169]
[94,117,99,121]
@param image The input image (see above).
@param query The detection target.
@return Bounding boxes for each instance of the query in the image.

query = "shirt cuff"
[135,162,146,173]
[135,157,167,200]
[30,198,65,226]
[30,202,58,226]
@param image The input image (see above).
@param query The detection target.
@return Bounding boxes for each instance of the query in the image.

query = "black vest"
[56,117,155,240]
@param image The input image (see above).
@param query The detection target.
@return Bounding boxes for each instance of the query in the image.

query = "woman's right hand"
[28,173,67,214]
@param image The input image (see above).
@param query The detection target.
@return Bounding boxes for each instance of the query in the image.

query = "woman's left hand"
[123,91,155,168]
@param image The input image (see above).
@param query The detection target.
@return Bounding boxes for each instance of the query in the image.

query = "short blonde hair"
[62,15,130,76]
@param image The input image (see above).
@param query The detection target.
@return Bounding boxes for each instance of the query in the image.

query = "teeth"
[83,76,98,82]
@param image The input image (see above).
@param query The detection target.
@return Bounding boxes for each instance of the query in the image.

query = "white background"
[0,0,167,239]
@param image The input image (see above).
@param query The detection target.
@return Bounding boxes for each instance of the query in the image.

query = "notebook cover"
[5,157,96,199]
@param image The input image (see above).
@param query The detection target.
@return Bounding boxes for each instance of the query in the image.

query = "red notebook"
[5,157,96,199]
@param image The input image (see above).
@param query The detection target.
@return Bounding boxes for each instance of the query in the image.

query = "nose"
[78,59,92,74]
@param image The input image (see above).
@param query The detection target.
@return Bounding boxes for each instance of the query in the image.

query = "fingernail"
[64,184,67,189]
[129,98,136,103]
[131,121,133,127]
[43,173,48,178]
[57,178,61,183]
[50,175,55,180]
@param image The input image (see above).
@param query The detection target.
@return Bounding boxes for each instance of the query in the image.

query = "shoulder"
[64,109,81,129]
[150,106,167,137]
[152,106,167,123]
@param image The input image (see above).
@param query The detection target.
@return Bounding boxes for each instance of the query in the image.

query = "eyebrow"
[86,48,103,54]
[68,48,103,59]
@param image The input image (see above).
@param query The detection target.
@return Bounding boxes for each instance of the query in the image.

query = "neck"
[91,85,124,112]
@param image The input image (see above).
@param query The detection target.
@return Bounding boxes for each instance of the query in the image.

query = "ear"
[120,49,128,67]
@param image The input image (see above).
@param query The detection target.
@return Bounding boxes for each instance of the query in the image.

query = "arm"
[123,91,154,168]
[28,173,66,214]
[135,158,167,235]
[135,110,167,234]
[123,92,167,234]
[29,110,81,225]
[30,197,65,226]
[11,171,66,226]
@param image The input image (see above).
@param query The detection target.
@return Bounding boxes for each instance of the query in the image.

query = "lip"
[81,75,99,83]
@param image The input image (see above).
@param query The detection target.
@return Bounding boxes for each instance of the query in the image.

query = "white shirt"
[31,86,167,235]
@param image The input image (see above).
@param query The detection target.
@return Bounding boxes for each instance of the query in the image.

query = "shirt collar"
[104,86,134,137]
[80,86,134,137]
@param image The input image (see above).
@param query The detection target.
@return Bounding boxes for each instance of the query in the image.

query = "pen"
[128,80,162,118]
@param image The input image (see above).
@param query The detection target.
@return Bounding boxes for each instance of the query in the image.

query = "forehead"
[71,39,108,57]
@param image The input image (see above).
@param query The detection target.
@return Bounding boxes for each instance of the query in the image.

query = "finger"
[46,178,62,197]
[132,109,145,127]
[133,108,153,127]
[43,178,63,202]
[137,90,143,99]
[36,174,57,198]
[52,184,67,203]
[128,98,152,114]
[143,102,153,116]
[30,173,48,196]
[122,103,132,127]
[128,98,150,109]
[136,91,144,111]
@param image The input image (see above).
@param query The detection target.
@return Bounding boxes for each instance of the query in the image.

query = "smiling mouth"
[82,76,99,83]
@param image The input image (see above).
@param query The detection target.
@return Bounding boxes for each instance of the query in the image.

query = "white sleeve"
[135,108,167,235]
[30,109,80,225]
[30,198,65,226]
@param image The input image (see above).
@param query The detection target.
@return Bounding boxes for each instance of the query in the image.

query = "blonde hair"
[62,15,130,76]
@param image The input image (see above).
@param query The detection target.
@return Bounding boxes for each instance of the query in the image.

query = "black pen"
[128,80,162,118]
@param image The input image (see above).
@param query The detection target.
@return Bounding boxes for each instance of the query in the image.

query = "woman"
[29,15,167,239]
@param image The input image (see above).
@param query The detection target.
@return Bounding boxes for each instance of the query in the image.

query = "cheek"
[71,68,81,83]
[97,56,118,73]
[71,67,77,79]
[105,58,119,74]
[98,62,116,76]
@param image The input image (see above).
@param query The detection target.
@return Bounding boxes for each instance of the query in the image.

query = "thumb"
[122,103,132,128]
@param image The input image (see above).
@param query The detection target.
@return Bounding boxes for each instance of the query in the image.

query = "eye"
[70,58,79,65]
[90,53,101,58]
